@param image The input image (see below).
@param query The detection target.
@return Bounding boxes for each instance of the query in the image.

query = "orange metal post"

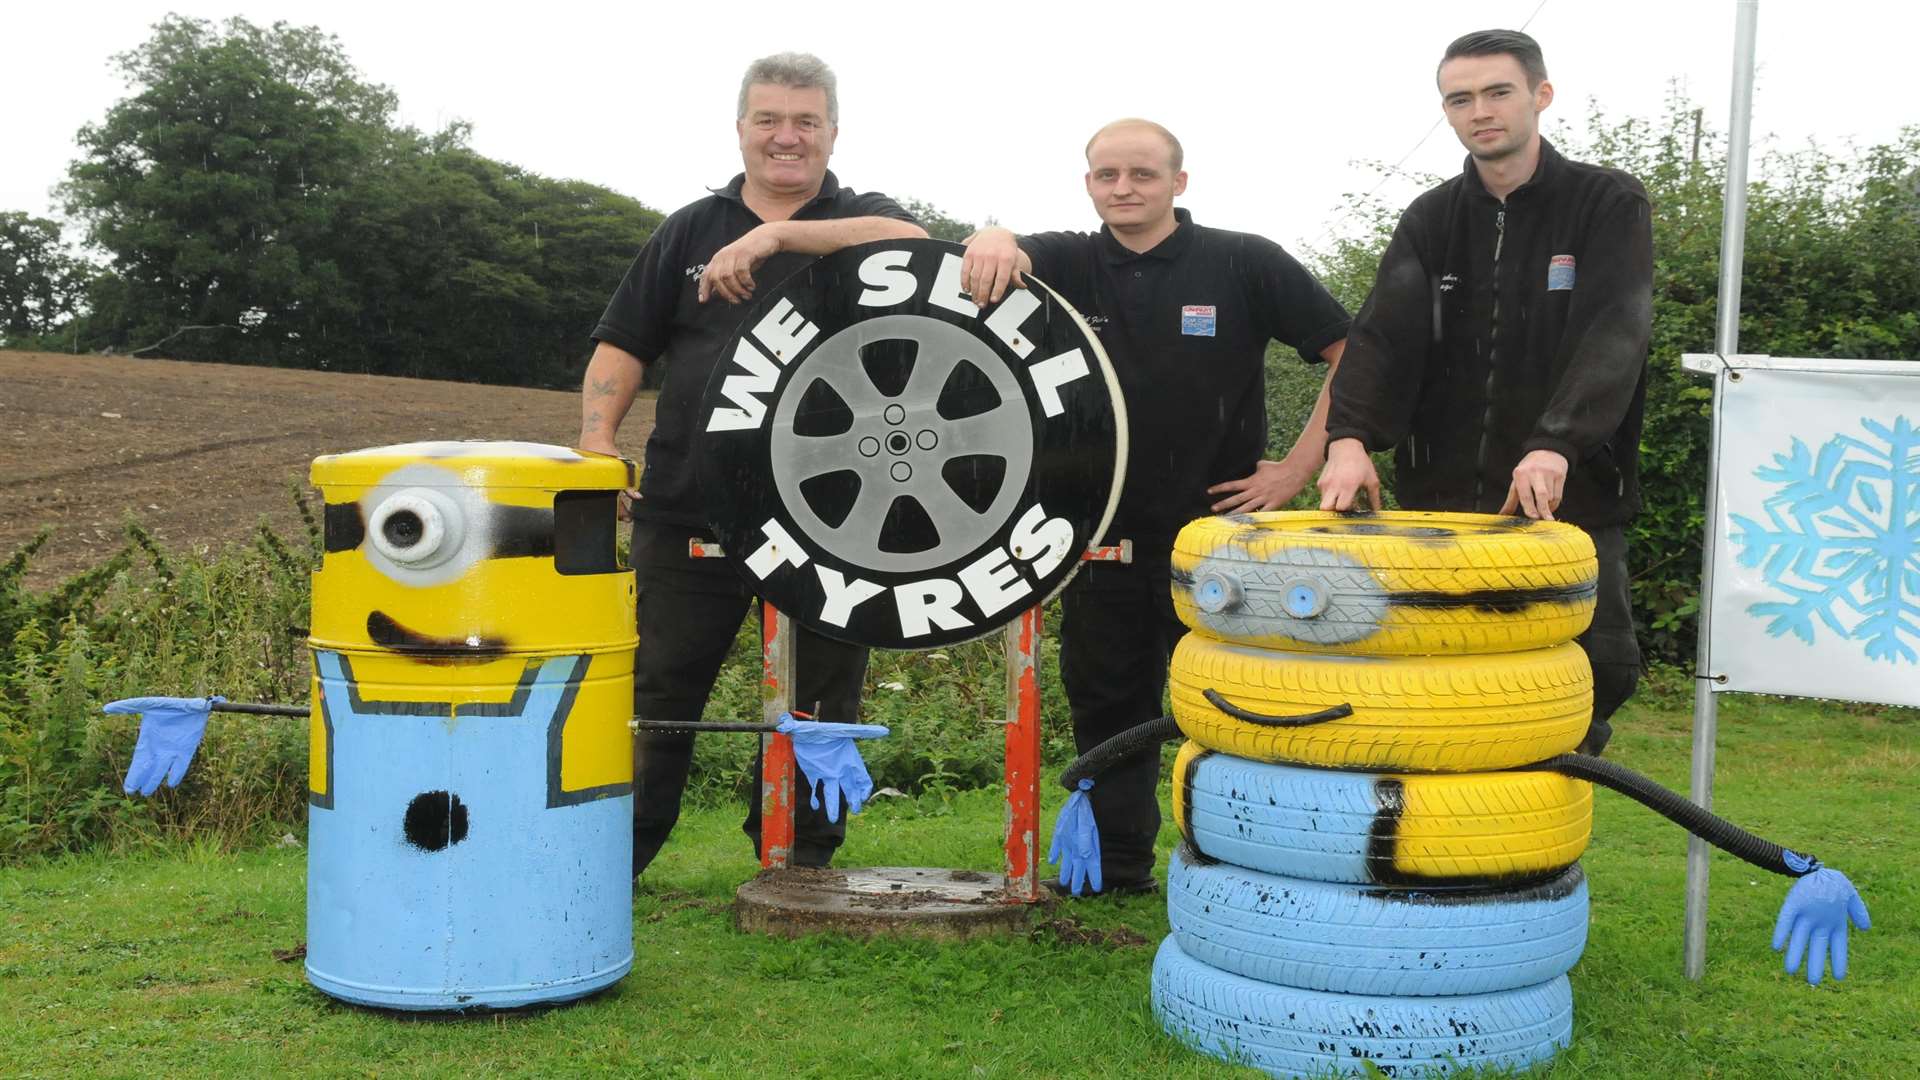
[1003,605,1043,902]
[760,602,796,869]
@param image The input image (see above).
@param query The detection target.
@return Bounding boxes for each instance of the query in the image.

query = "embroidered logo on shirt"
[1084,314,1111,333]
[1180,305,1217,337]
[1439,273,1460,293]
[1547,255,1576,291]
[685,263,707,279]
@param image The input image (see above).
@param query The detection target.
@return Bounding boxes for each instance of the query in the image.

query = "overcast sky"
[6,1,1916,257]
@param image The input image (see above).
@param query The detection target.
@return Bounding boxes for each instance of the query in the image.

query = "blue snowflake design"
[1729,416,1920,664]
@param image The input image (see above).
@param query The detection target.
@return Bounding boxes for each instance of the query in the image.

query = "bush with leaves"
[0,508,317,862]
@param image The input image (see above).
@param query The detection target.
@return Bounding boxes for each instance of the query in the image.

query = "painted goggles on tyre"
[1171,510,1599,655]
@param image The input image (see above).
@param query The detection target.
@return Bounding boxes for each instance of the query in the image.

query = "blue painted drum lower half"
[306,649,634,1010]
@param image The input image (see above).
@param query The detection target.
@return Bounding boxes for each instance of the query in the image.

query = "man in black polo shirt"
[961,119,1351,895]
[1317,30,1652,755]
[578,52,925,877]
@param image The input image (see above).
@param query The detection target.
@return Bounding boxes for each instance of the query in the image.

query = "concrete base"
[734,866,1036,940]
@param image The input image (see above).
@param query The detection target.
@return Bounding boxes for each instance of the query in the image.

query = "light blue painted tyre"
[1167,846,1588,997]
[1174,744,1591,885]
[1151,936,1573,1079]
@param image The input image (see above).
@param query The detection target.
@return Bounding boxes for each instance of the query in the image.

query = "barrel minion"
[305,440,637,1010]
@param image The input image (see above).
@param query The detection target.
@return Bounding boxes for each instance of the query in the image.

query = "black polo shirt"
[1020,209,1350,549]
[594,171,917,525]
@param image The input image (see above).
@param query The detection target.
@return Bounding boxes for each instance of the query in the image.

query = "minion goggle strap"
[323,490,619,576]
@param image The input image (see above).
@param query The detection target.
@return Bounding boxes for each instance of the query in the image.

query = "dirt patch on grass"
[0,351,654,586]
[1031,916,1151,949]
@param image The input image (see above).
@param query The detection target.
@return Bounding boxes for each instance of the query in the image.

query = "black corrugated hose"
[1055,711,1823,880]
[1060,716,1182,791]
[1059,695,1353,790]
[1518,753,1820,877]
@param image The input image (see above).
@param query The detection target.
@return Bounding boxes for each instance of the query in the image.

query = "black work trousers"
[629,519,869,876]
[1056,549,1185,886]
[1574,523,1642,756]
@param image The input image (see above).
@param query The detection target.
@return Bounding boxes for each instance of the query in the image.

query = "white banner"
[1703,356,1920,706]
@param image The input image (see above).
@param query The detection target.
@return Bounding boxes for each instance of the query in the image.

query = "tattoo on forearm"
[588,376,618,399]
[585,410,604,431]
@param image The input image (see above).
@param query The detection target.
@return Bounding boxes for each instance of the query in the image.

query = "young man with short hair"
[1317,30,1654,754]
[963,119,1351,895]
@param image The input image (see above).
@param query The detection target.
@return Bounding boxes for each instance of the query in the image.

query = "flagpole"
[1683,0,1760,981]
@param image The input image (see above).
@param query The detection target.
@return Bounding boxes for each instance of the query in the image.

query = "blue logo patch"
[1181,305,1217,337]
[1547,254,1576,291]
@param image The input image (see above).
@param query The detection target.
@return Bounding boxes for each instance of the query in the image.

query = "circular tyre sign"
[699,238,1125,648]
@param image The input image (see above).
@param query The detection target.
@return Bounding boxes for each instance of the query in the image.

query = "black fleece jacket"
[1325,139,1654,528]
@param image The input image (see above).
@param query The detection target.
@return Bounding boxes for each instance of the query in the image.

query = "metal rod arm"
[211,701,307,717]
[632,720,782,734]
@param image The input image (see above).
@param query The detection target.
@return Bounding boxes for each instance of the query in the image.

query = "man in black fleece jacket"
[1318,29,1653,755]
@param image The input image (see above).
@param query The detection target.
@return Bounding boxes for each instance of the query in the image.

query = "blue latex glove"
[1048,778,1102,896]
[1772,868,1871,985]
[105,695,225,797]
[776,714,888,824]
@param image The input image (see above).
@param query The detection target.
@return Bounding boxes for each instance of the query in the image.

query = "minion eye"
[368,490,464,569]
[382,509,425,549]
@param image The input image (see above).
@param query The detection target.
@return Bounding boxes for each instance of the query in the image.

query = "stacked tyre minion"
[1153,511,1599,1078]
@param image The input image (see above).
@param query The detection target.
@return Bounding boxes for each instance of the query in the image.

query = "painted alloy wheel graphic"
[770,314,1036,574]
[698,238,1124,649]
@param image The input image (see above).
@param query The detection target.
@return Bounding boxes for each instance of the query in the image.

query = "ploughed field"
[0,351,652,585]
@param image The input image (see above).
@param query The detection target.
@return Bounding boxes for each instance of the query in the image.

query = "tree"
[62,15,398,362]
[312,125,661,385]
[0,213,90,344]
[898,198,978,244]
[57,15,662,385]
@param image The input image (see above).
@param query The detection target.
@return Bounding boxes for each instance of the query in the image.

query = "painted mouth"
[366,611,509,658]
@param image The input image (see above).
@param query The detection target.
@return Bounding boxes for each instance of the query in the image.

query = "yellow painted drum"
[305,441,637,1010]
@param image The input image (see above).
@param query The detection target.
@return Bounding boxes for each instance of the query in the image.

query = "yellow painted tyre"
[1171,741,1591,884]
[1171,510,1597,655]
[1170,635,1591,771]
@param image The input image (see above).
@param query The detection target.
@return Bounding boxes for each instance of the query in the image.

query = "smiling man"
[1316,30,1654,755]
[579,52,925,879]
[961,119,1351,896]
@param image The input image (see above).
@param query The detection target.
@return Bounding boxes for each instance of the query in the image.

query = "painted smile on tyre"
[699,238,1126,648]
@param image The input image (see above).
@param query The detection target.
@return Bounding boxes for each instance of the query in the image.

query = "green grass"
[3,694,1915,1079]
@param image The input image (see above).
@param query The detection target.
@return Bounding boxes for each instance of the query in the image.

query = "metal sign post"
[1002,605,1044,902]
[760,601,797,870]
[1683,0,1760,980]
[1001,540,1132,904]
